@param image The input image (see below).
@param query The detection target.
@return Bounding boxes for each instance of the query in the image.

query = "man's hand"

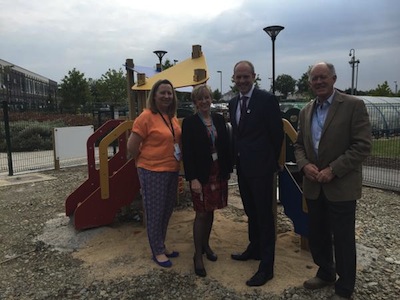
[316,167,335,183]
[303,164,335,183]
[303,163,320,182]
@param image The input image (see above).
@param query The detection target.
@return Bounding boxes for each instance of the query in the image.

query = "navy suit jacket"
[182,112,232,184]
[229,88,284,177]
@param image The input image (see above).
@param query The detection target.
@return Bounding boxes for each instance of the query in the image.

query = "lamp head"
[153,50,168,59]
[263,25,284,40]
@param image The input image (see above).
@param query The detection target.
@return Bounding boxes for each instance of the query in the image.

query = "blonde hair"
[191,84,213,103]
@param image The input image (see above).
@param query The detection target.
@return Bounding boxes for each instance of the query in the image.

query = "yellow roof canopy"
[132,45,209,91]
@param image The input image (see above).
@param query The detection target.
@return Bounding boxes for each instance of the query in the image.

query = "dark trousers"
[237,161,275,275]
[306,192,356,298]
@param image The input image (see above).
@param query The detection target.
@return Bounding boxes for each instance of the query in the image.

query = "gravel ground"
[0,165,399,299]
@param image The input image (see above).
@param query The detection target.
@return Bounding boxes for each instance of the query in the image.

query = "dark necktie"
[239,96,248,125]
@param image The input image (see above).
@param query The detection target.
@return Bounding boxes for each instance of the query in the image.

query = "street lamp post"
[217,70,222,96]
[355,60,360,94]
[349,49,360,95]
[394,81,398,94]
[268,77,273,92]
[153,50,168,71]
[263,25,284,95]
[3,65,15,176]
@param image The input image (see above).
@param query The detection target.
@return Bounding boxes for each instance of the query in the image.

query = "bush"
[9,112,94,125]
[0,113,95,152]
[13,122,56,151]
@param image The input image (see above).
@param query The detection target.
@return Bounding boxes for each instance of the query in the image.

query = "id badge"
[174,143,181,161]
[211,152,218,161]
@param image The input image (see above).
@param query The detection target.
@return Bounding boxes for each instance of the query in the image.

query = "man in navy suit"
[229,60,284,286]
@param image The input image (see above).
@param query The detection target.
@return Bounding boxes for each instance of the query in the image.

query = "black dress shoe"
[303,277,336,290]
[231,251,260,261]
[202,248,218,262]
[165,251,179,258]
[152,256,172,268]
[246,271,273,287]
[329,294,351,300]
[203,251,218,262]
[193,257,206,277]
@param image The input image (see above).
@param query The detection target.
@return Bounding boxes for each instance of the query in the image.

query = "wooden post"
[53,128,60,170]
[125,59,135,120]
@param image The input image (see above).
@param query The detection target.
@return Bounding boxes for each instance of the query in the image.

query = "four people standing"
[127,79,182,268]
[127,60,372,299]
[294,62,372,300]
[182,84,232,277]
[228,60,284,286]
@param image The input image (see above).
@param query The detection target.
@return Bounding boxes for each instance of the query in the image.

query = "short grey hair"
[308,62,336,81]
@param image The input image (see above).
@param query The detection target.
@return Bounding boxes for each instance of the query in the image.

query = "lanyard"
[198,113,216,148]
[158,112,175,142]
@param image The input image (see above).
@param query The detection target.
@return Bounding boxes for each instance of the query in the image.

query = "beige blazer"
[294,91,372,201]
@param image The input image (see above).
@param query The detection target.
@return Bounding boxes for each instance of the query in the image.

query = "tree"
[213,89,222,101]
[254,74,262,89]
[96,68,127,107]
[296,69,313,99]
[162,59,174,70]
[59,68,92,113]
[275,74,296,98]
[368,81,392,96]
[88,78,100,105]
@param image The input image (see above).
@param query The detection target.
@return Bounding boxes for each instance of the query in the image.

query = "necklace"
[201,114,212,125]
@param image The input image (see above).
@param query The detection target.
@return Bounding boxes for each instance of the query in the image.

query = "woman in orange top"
[127,79,182,268]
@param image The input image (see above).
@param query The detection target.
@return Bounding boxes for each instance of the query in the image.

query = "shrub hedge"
[0,112,95,152]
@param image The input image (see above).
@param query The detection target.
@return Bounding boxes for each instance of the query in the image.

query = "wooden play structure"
[65,45,209,230]
[65,44,308,250]
[64,119,140,230]
[279,119,309,248]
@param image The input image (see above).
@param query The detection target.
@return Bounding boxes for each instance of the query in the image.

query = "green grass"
[372,137,400,158]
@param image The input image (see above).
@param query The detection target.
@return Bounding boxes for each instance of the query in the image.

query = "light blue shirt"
[311,92,334,157]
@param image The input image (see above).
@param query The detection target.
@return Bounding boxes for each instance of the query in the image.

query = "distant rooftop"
[0,58,55,82]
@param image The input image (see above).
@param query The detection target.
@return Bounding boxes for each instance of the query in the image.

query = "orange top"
[132,109,182,172]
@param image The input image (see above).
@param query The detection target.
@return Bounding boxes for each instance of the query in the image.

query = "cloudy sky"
[1,0,399,93]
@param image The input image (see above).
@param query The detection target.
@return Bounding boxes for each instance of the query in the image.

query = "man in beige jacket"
[294,62,372,300]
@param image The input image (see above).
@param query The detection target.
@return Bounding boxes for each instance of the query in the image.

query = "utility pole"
[349,49,360,95]
[217,70,222,97]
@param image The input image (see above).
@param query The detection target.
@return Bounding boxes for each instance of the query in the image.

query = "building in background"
[0,59,58,111]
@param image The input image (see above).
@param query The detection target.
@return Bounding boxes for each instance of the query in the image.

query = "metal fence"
[0,103,119,175]
[1,105,399,192]
[363,102,400,192]
[0,149,115,174]
[363,137,400,192]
